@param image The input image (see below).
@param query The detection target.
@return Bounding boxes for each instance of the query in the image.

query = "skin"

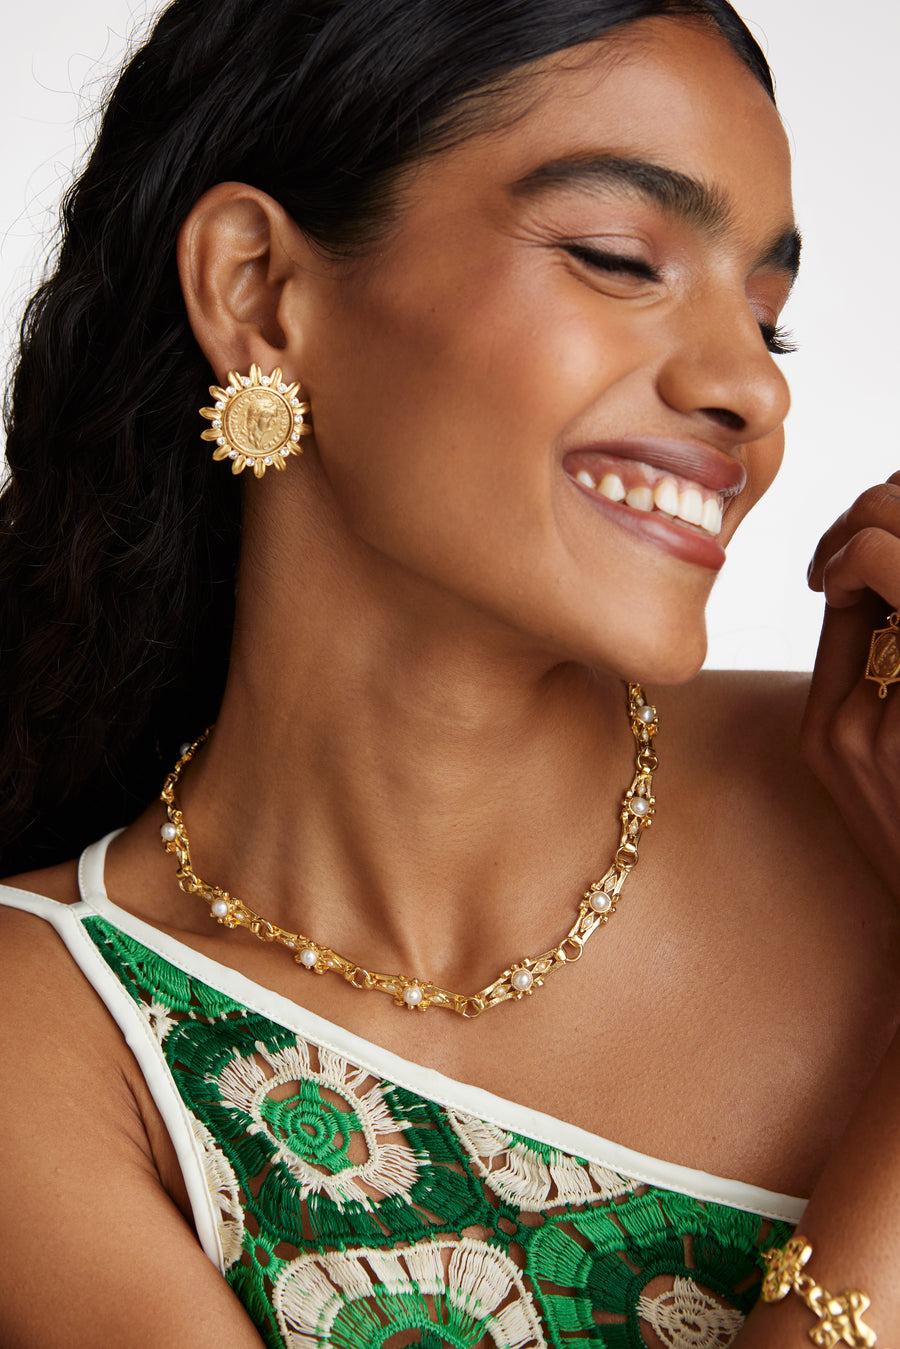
[2,16,900,1347]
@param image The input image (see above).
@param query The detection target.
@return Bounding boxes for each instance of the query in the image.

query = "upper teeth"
[625,484,654,513]
[574,469,723,536]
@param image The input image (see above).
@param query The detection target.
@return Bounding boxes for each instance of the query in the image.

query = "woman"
[1,0,898,1344]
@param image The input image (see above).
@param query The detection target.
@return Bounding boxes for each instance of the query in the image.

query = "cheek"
[723,427,785,542]
[311,253,629,490]
[745,428,785,506]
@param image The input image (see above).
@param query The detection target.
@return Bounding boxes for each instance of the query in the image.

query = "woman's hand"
[802,470,900,898]
[734,474,900,1345]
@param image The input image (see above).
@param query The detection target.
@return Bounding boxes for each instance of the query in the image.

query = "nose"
[656,296,791,444]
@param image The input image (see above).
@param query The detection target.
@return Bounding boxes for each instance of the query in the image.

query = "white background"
[1,2,897,671]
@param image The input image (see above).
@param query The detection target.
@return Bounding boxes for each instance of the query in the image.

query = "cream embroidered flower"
[273,1238,547,1348]
[138,996,178,1044]
[214,1039,421,1208]
[447,1111,635,1212]
[638,1277,744,1348]
[190,1116,245,1269]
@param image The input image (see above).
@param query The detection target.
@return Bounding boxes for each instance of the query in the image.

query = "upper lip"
[561,438,747,498]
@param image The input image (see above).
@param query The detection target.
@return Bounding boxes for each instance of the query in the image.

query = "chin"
[624,648,707,689]
[639,644,708,687]
[523,577,711,685]
[579,616,709,689]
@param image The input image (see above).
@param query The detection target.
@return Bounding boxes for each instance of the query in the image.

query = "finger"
[803,601,900,895]
[807,480,900,592]
[801,593,886,786]
[807,591,884,719]
[820,527,900,609]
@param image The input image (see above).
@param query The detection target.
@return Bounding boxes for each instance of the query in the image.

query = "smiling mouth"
[566,459,736,538]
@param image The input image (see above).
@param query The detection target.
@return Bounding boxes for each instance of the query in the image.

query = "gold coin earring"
[200,363,312,478]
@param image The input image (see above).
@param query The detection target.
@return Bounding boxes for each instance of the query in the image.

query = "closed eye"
[564,244,796,354]
[563,244,661,282]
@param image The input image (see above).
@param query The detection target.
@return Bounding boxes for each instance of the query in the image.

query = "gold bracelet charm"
[760,1236,891,1348]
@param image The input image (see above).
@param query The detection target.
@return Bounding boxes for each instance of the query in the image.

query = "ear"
[177,182,312,385]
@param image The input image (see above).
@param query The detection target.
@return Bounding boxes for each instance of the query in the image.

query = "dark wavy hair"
[0,0,773,872]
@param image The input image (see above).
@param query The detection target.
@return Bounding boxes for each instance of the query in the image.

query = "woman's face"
[287,17,796,683]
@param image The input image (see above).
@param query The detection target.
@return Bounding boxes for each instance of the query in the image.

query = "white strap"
[77,829,120,903]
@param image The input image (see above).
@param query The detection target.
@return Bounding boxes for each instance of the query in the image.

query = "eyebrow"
[757,225,802,281]
[511,153,802,281]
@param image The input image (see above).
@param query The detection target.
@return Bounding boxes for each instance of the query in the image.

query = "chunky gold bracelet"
[760,1236,892,1348]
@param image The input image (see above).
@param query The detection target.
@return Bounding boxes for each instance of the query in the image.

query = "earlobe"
[177,182,306,382]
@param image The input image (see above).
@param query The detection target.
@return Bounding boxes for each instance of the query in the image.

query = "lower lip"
[571,479,726,571]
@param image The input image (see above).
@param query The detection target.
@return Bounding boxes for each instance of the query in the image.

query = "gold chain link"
[160,682,657,1015]
[760,1237,891,1348]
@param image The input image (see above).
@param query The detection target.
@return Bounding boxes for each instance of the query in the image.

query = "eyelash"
[563,245,798,356]
[758,323,797,356]
[564,244,660,281]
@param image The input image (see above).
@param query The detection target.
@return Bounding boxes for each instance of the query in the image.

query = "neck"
[174,488,643,988]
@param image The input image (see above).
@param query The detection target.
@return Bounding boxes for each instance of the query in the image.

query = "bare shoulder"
[665,667,898,931]
[0,867,97,1053]
[0,867,140,1182]
[0,860,172,1192]
[0,859,99,1073]
[666,667,898,1101]
[669,666,811,758]
[671,667,834,826]
[0,876,264,1346]
[2,857,81,902]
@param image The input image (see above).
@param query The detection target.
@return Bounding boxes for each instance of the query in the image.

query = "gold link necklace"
[160,682,658,1018]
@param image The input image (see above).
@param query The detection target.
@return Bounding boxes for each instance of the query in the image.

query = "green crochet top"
[84,908,798,1349]
[0,852,804,1349]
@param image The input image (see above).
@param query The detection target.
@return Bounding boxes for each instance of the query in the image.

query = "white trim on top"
[4,831,807,1226]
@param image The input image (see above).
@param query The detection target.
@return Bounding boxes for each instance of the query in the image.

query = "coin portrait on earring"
[200,363,312,478]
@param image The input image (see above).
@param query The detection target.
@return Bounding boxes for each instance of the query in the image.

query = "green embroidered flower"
[86,918,491,1249]
[273,1238,547,1348]
[257,1077,364,1174]
[165,1014,491,1249]
[528,1189,793,1348]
